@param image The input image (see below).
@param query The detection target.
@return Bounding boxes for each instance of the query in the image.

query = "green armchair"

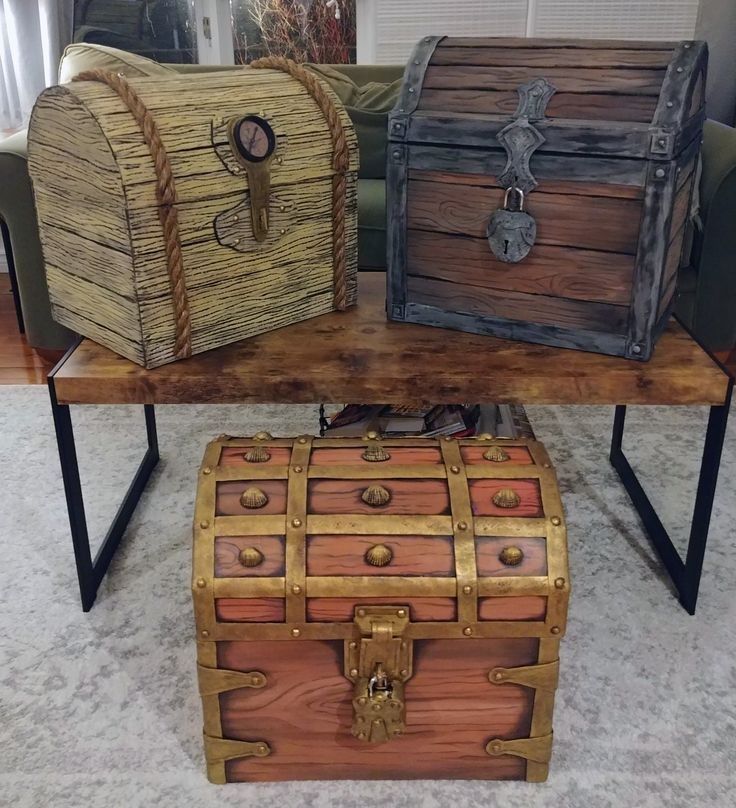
[1,43,734,358]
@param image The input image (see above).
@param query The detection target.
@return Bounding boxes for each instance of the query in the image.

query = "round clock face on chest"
[232,115,276,163]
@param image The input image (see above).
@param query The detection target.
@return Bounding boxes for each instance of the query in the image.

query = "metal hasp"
[497,78,556,195]
[345,606,413,743]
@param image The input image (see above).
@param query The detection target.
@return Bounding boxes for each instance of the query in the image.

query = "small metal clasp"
[503,186,525,212]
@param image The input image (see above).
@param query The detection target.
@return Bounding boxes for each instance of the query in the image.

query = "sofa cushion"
[358,179,387,269]
[306,64,400,180]
[58,43,177,84]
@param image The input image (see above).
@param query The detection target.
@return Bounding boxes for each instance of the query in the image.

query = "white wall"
[696,0,736,124]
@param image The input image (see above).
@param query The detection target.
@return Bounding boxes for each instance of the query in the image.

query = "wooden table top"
[52,273,731,407]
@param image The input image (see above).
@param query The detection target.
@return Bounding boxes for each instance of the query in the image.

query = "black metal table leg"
[610,378,733,614]
[1,219,25,333]
[48,350,159,611]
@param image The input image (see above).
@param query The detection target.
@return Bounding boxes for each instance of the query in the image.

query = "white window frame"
[192,0,235,65]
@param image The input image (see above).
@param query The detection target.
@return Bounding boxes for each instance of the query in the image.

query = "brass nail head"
[298,436,308,444]
[293,465,303,473]
[291,584,302,595]
[195,578,206,588]
[291,518,302,528]
[551,626,561,635]
[256,744,268,756]
[551,516,562,526]
[463,626,473,636]
[254,431,273,441]
[201,630,210,638]
[349,668,358,677]
[492,671,503,682]
[291,628,301,637]
[543,462,551,468]
[397,609,406,617]
[462,585,472,595]
[349,641,357,649]
[450,465,460,474]
[555,577,566,589]
[199,520,209,529]
[365,430,380,440]
[477,433,494,440]
[357,609,366,617]
[358,697,367,706]
[400,669,408,677]
[202,466,212,475]
[457,521,468,531]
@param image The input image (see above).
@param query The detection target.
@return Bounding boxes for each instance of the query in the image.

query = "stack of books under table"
[322,404,534,439]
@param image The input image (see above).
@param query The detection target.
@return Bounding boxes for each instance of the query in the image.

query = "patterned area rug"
[1,386,734,808]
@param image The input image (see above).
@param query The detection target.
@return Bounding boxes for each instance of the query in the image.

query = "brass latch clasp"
[345,606,413,744]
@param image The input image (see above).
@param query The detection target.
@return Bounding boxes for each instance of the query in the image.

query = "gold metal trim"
[213,578,285,597]
[197,664,267,695]
[192,441,222,638]
[285,436,312,623]
[488,659,559,691]
[440,439,478,625]
[485,733,552,764]
[203,734,271,785]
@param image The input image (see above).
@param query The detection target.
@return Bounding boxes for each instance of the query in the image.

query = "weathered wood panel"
[216,480,289,516]
[417,88,659,122]
[307,479,451,516]
[423,65,666,95]
[306,535,455,577]
[479,597,547,621]
[436,37,677,50]
[215,598,285,622]
[214,536,285,578]
[310,447,443,466]
[431,46,674,69]
[408,276,628,335]
[219,638,536,781]
[407,231,634,306]
[406,177,642,254]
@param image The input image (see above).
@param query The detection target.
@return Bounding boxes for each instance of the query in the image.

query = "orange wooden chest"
[192,433,569,783]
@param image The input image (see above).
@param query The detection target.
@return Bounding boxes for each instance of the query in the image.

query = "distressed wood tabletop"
[52,272,730,406]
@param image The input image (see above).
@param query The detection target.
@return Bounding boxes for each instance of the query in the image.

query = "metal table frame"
[47,323,733,615]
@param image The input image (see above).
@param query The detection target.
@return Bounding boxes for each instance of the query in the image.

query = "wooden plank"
[418,88,659,123]
[407,276,628,334]
[407,178,642,254]
[50,273,731,407]
[436,37,677,50]
[670,175,693,238]
[423,65,666,95]
[407,169,644,200]
[402,112,653,159]
[406,230,634,306]
[431,46,674,69]
[407,144,647,187]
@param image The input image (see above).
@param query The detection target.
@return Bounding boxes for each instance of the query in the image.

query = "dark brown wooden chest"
[386,37,707,361]
[192,432,569,783]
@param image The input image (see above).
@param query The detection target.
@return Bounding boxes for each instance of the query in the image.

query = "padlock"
[351,664,406,743]
[486,186,537,264]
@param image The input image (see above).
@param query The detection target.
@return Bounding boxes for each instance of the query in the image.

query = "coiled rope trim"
[251,57,350,311]
[72,69,192,360]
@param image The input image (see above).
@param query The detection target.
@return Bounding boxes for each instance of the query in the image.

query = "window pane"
[73,0,197,63]
[231,0,356,64]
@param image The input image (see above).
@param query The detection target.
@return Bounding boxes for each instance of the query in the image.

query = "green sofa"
[1,45,735,357]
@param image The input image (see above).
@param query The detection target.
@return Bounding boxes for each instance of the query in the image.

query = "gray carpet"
[1,385,735,808]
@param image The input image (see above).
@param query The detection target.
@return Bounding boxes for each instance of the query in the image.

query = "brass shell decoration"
[483,446,510,463]
[361,484,392,507]
[499,546,524,566]
[492,487,521,509]
[364,543,393,567]
[239,546,264,567]
[362,445,391,463]
[240,486,269,509]
[253,431,273,441]
[244,445,271,463]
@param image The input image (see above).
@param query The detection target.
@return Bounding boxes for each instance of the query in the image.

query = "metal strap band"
[485,732,553,764]
[203,734,271,784]
[197,664,267,696]
[488,659,559,692]
[285,436,313,623]
[439,439,478,626]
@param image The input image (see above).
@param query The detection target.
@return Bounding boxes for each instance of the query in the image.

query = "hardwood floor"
[0,285,57,384]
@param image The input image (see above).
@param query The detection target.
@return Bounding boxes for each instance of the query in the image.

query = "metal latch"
[345,606,413,743]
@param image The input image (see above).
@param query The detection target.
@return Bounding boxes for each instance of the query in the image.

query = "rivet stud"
[291,628,301,637]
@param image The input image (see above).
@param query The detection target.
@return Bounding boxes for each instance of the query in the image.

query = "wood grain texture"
[431,46,674,69]
[407,176,642,254]
[307,479,451,516]
[28,69,359,368]
[407,276,628,335]
[306,597,457,622]
[476,537,547,577]
[306,535,455,577]
[478,597,547,621]
[436,37,677,50]
[218,637,538,780]
[214,536,285,577]
[461,446,533,466]
[216,480,288,516]
[215,598,285,622]
[468,479,542,518]
[52,274,731,407]
[219,446,293,466]
[310,447,443,465]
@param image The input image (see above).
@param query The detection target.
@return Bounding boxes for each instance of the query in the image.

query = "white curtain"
[0,0,74,131]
